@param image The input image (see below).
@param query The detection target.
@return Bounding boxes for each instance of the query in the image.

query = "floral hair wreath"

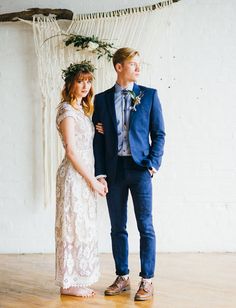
[62,60,96,81]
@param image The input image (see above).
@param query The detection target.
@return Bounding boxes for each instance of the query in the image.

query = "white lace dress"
[55,102,100,289]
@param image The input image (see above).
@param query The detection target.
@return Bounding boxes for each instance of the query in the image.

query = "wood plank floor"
[0,253,236,308]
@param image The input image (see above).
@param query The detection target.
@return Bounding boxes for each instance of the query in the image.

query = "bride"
[55,61,106,297]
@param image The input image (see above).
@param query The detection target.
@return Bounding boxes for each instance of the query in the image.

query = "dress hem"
[55,272,100,289]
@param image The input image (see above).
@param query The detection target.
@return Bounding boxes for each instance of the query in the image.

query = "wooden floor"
[0,253,236,308]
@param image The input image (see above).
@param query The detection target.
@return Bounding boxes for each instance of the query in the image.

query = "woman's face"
[74,74,92,98]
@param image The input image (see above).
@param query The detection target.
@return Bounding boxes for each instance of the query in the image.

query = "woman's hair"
[60,61,95,116]
[112,47,140,70]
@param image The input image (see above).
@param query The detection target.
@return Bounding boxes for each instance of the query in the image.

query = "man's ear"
[115,63,122,73]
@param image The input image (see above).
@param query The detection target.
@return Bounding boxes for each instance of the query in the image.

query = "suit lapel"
[106,86,117,133]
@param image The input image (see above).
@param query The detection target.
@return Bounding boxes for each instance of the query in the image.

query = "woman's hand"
[90,178,107,196]
[97,177,108,194]
[95,122,104,134]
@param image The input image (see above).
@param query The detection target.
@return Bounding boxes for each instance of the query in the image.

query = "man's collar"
[115,82,134,92]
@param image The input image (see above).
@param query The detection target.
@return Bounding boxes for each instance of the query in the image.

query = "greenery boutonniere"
[128,91,144,111]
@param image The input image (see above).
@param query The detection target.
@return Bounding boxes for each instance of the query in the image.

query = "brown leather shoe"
[104,276,130,296]
[134,280,153,301]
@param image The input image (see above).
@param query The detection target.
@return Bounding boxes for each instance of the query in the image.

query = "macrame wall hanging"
[28,0,174,206]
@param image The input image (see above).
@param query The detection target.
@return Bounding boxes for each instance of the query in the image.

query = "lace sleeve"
[56,103,77,129]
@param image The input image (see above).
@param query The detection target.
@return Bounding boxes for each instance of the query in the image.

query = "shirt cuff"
[96,174,107,179]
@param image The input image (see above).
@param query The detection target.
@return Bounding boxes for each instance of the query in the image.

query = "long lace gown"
[55,102,100,289]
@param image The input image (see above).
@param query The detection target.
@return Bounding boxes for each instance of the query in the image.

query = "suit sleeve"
[92,95,106,176]
[149,89,165,170]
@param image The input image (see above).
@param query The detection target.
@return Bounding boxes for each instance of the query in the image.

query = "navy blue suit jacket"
[92,83,165,181]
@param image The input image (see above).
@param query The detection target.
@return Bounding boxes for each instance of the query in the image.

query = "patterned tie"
[122,89,129,127]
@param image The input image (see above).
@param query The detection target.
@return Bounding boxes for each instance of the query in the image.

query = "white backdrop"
[0,0,236,253]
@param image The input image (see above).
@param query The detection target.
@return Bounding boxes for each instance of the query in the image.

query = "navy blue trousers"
[106,156,156,279]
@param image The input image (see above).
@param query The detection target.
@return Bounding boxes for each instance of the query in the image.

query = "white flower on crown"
[87,41,99,51]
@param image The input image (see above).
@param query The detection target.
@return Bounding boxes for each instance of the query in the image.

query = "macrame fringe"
[74,1,173,20]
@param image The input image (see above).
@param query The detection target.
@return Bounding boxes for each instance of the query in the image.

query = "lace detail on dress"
[55,102,99,288]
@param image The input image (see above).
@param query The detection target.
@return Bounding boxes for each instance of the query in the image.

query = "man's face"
[117,54,141,82]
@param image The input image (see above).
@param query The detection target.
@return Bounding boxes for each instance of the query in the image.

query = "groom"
[93,47,165,301]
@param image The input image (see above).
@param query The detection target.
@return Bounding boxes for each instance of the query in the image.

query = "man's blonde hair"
[113,47,140,69]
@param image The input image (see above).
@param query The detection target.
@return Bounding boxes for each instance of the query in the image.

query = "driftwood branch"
[0,8,73,22]
[0,1,181,23]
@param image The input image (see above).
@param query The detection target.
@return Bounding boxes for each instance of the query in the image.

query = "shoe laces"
[111,276,125,288]
[139,280,151,292]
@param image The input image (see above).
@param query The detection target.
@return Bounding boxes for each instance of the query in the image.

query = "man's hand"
[95,122,104,134]
[148,169,154,177]
[98,177,108,194]
[148,167,157,177]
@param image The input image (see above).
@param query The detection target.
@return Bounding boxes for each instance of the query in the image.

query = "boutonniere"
[128,91,144,111]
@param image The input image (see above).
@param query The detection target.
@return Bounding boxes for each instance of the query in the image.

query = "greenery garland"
[64,34,115,61]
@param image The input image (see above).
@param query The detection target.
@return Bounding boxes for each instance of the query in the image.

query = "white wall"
[0,0,236,253]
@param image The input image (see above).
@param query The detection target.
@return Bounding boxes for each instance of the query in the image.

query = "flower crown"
[62,60,96,81]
